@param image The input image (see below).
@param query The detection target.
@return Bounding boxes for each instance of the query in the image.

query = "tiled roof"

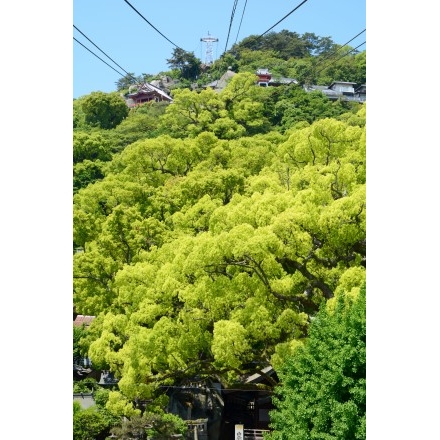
[127,82,173,101]
[204,69,237,91]
[329,81,357,86]
[245,366,275,384]
[73,315,95,327]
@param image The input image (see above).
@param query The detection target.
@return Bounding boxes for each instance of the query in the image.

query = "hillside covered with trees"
[73,30,366,440]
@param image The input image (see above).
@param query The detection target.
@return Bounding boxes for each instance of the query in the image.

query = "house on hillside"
[204,67,298,92]
[304,81,366,102]
[354,84,366,101]
[149,75,175,95]
[255,68,297,87]
[125,82,173,108]
[204,68,237,92]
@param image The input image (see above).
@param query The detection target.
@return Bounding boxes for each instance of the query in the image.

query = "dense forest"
[73,30,366,440]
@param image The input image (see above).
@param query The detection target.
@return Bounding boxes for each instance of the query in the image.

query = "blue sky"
[73,0,366,98]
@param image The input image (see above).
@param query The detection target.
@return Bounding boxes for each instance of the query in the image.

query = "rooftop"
[73,315,95,327]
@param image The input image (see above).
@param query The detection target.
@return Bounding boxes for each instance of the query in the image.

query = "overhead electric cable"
[123,0,183,50]
[73,25,138,83]
[74,37,126,78]
[257,0,309,39]
[317,29,366,65]
[234,0,248,46]
[224,0,240,53]
[315,41,366,76]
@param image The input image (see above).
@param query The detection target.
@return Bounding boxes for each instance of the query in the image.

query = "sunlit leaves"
[80,91,129,130]
[73,249,121,315]
[73,131,113,164]
[73,106,366,399]
[212,320,252,369]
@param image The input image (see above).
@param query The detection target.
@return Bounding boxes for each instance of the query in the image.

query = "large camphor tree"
[73,83,366,415]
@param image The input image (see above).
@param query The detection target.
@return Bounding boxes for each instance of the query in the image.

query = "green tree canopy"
[268,285,366,440]
[166,48,201,81]
[159,72,271,139]
[73,110,366,407]
[73,405,113,440]
[73,131,113,164]
[110,412,188,440]
[80,91,129,129]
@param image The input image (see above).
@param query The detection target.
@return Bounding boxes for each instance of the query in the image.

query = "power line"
[257,0,309,39]
[234,0,249,46]
[224,0,240,53]
[123,0,183,50]
[235,0,309,51]
[73,25,138,83]
[74,37,126,79]
[314,41,366,76]
[317,29,366,65]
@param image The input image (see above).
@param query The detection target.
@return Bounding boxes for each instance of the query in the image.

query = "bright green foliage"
[73,106,365,406]
[73,405,113,440]
[272,87,354,129]
[212,320,252,369]
[318,50,366,86]
[73,131,113,164]
[73,400,82,415]
[159,87,231,138]
[73,378,98,393]
[73,159,106,193]
[80,91,129,129]
[109,101,170,147]
[73,248,122,315]
[236,49,292,77]
[267,286,366,440]
[159,73,271,139]
[94,387,111,408]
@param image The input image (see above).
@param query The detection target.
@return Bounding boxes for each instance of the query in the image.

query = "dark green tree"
[80,91,129,129]
[115,73,157,92]
[110,413,188,440]
[230,30,335,60]
[268,286,366,440]
[73,405,113,440]
[73,132,113,164]
[318,50,366,86]
[301,32,336,56]
[262,30,309,59]
[166,48,201,80]
[73,98,88,129]
[115,73,138,91]
[73,324,89,364]
[73,160,106,194]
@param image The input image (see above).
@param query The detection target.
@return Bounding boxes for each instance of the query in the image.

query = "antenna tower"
[200,32,219,66]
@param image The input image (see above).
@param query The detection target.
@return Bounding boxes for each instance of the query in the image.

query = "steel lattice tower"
[200,32,219,66]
